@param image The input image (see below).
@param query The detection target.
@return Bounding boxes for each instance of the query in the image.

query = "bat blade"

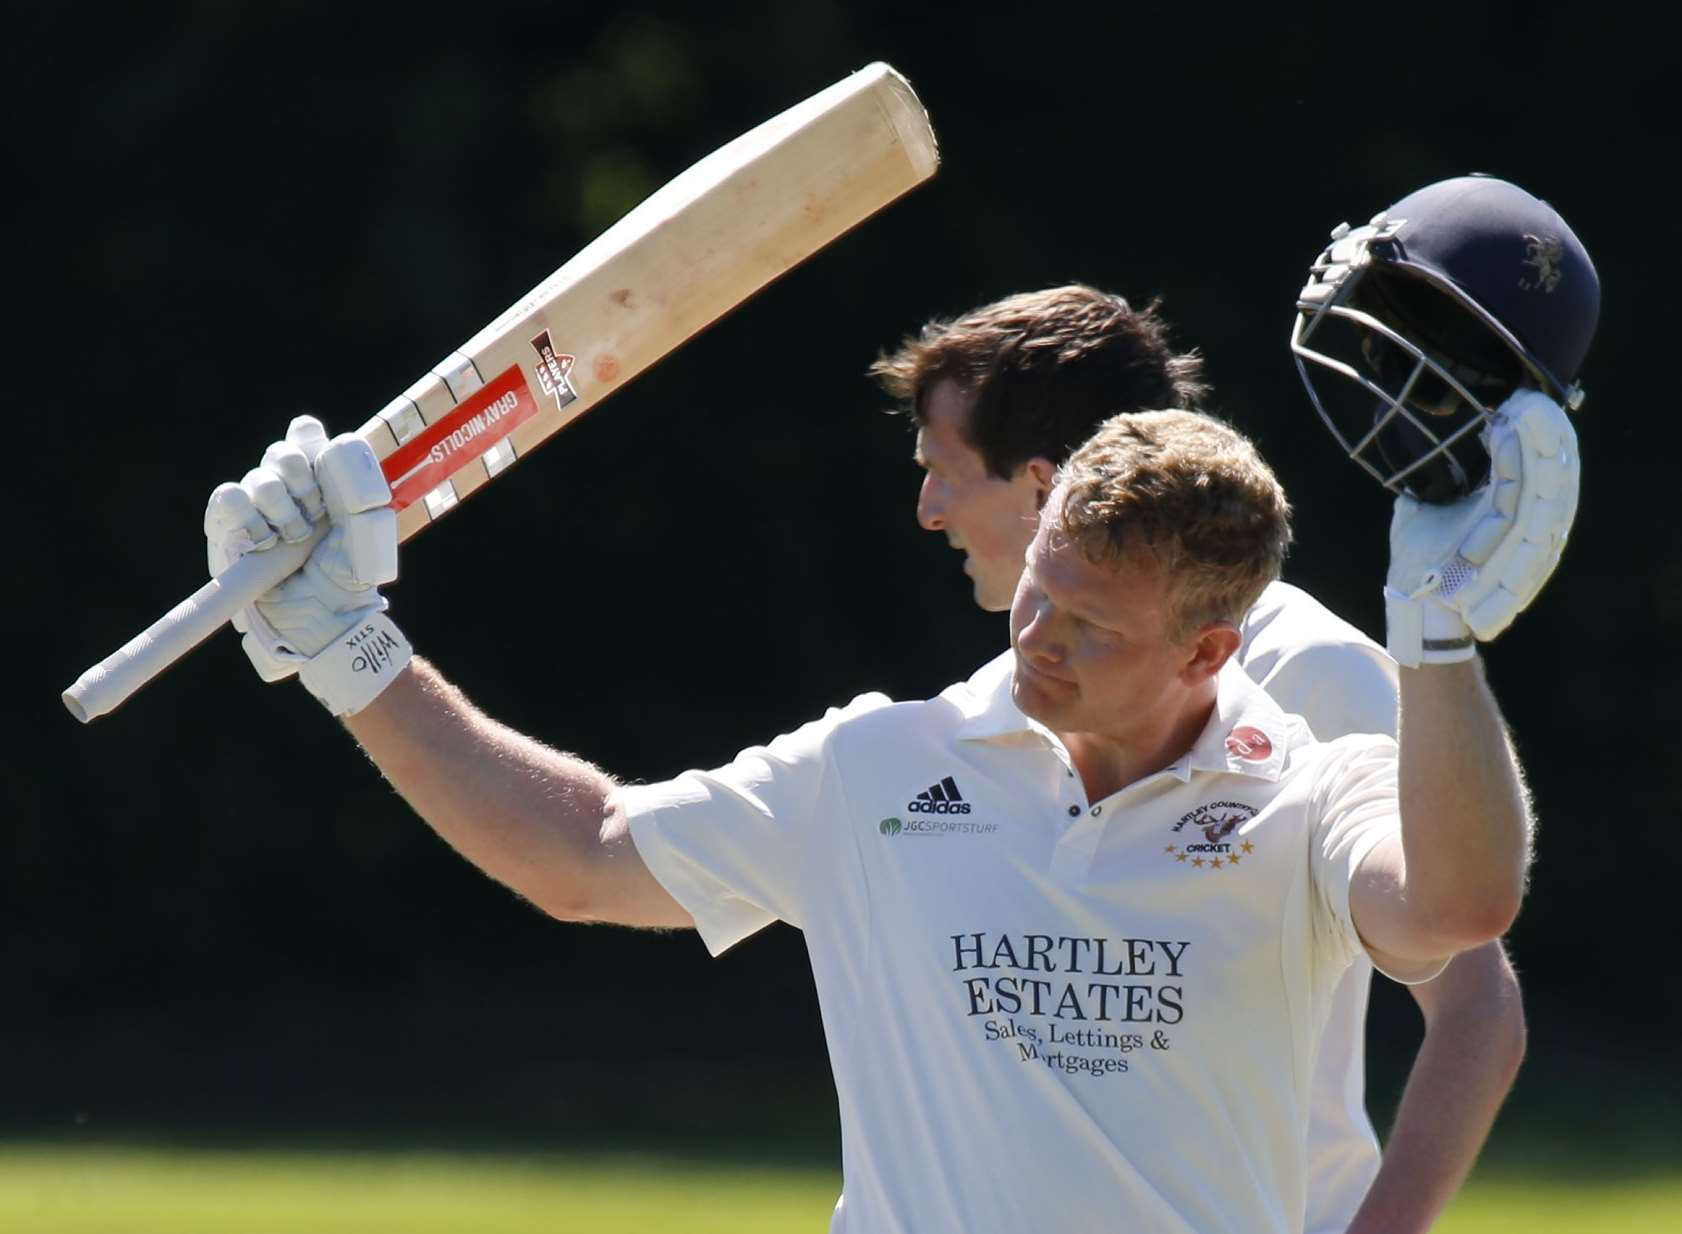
[369,60,937,540]
[63,62,939,722]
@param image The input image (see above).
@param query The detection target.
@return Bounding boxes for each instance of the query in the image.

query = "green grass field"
[1436,1175,1682,1234]
[0,1148,831,1234]
[0,1145,1676,1234]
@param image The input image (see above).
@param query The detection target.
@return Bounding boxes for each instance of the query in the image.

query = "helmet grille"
[1294,259,1518,503]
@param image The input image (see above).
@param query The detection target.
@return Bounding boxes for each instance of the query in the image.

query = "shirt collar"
[1177,661,1293,782]
[948,651,1045,742]
[949,653,1296,782]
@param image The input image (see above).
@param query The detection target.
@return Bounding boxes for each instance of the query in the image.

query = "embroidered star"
[1240,841,1255,854]
[1210,857,1224,869]
[1164,845,1177,853]
[1191,856,1206,868]
[1227,853,1242,866]
[1175,852,1188,863]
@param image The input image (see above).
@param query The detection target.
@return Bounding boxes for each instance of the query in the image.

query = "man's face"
[914,380,1052,611]
[1008,511,1196,741]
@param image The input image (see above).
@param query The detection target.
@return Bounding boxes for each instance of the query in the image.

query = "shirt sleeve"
[1305,733,1434,982]
[1255,641,1400,742]
[613,692,893,957]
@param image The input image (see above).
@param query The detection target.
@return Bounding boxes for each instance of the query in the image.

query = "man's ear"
[1026,457,1058,510]
[1180,622,1242,685]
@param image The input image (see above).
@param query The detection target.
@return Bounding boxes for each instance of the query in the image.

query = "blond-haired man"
[202,392,1562,1231]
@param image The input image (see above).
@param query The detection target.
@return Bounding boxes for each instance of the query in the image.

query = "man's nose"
[1015,596,1060,662]
[917,473,946,531]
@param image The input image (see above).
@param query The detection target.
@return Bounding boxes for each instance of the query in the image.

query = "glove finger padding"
[242,465,311,545]
[205,482,276,574]
[207,452,325,673]
[318,434,392,519]
[261,439,326,525]
[284,414,330,464]
[1446,391,1578,641]
[1385,389,1580,666]
[315,435,399,588]
[202,418,412,714]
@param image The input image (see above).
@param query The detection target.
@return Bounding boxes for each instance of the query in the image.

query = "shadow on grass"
[5,1050,1676,1184]
[0,1068,843,1172]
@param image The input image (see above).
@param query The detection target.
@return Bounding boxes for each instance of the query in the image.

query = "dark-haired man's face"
[914,380,1054,611]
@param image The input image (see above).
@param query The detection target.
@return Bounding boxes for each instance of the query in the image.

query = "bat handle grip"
[62,524,329,723]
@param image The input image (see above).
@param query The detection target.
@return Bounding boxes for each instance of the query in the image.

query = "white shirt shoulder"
[1240,581,1399,741]
[613,690,901,954]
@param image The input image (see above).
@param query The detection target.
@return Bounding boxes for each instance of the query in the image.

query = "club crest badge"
[1165,801,1258,871]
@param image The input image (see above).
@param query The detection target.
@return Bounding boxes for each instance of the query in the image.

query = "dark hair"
[869,285,1209,479]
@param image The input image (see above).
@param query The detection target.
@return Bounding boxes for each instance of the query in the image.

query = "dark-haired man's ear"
[1026,457,1057,510]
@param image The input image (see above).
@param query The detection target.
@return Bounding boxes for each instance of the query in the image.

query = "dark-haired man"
[871,284,1525,1234]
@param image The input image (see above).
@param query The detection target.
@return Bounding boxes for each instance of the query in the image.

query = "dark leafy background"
[9,2,1676,1145]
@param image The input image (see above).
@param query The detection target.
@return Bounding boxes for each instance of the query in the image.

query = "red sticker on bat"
[383,364,540,510]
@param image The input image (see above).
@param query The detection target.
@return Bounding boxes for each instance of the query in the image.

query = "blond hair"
[1055,411,1293,641]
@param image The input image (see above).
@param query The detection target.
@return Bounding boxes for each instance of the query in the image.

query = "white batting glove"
[1385,389,1580,667]
[204,415,411,715]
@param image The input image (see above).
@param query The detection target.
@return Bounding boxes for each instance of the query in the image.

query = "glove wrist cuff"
[297,610,413,716]
[1385,586,1476,668]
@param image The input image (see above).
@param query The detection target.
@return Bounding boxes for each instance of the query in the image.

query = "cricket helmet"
[1290,175,1599,502]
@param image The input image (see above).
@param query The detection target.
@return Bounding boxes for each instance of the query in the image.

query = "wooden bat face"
[352,61,938,544]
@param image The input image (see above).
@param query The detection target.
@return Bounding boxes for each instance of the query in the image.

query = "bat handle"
[62,524,329,723]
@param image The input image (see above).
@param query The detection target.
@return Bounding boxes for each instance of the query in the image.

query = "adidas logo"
[879,776,998,840]
[907,775,972,815]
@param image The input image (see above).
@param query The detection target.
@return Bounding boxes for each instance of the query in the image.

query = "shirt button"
[1066,805,1080,817]
[1090,806,1102,817]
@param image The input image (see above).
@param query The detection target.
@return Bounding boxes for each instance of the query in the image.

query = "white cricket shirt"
[620,656,1404,1234]
[1240,581,1401,1234]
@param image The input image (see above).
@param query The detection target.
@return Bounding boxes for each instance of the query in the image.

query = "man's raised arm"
[1351,390,1578,970]
[200,415,688,931]
[1352,661,1531,969]
[347,659,691,929]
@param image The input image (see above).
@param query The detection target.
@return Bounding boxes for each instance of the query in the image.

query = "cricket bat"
[64,62,939,722]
